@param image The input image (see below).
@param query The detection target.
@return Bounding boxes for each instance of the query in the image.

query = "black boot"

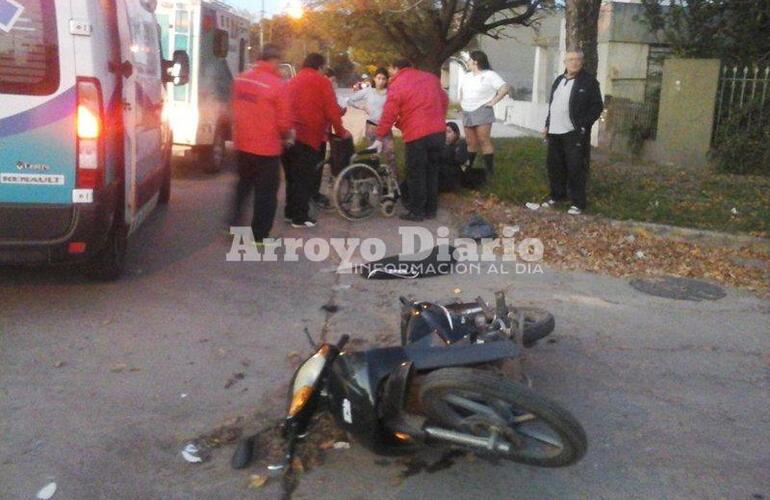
[467,152,477,169]
[483,154,494,175]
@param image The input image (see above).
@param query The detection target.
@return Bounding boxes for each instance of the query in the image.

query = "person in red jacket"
[374,58,448,221]
[229,45,293,242]
[283,53,350,228]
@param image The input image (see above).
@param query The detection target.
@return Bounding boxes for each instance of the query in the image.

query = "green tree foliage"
[640,0,770,65]
[712,98,770,176]
[306,0,548,74]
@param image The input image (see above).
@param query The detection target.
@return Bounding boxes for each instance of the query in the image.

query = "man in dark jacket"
[373,58,449,221]
[539,50,603,215]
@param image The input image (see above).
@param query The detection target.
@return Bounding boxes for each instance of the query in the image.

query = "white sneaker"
[541,199,557,208]
[525,202,541,211]
[567,206,582,215]
[291,219,317,228]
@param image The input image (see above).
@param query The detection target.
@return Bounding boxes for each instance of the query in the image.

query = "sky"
[226,0,289,18]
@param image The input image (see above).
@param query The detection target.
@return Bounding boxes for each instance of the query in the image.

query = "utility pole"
[258,0,265,52]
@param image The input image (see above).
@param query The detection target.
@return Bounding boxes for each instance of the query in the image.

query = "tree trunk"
[416,53,445,76]
[565,0,602,76]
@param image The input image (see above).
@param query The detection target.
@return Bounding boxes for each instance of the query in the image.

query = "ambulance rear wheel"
[200,126,227,174]
[159,153,172,204]
[87,216,128,281]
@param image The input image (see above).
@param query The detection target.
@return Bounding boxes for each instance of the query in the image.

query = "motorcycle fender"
[381,361,427,439]
[380,361,412,423]
[405,340,519,370]
[327,349,418,455]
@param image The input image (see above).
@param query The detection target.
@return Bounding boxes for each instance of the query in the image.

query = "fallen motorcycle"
[400,290,556,349]
[233,292,586,479]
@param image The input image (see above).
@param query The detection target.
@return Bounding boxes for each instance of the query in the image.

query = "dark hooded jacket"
[545,70,604,133]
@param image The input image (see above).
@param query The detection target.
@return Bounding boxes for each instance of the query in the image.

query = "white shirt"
[459,70,507,112]
[347,87,388,124]
[548,77,575,134]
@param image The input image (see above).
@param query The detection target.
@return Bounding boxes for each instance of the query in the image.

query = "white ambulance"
[0,0,190,279]
[155,0,250,173]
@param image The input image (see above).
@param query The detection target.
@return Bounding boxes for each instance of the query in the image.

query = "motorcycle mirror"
[494,291,509,318]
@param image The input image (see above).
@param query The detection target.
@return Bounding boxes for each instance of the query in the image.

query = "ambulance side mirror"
[163,50,190,86]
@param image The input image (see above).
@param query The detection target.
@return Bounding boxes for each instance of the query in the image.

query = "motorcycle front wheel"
[509,307,555,347]
[418,367,587,467]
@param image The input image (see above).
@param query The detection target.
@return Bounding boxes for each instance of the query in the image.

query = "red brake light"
[77,104,100,139]
[76,78,104,189]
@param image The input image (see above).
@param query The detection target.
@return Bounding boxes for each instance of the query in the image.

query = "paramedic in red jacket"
[229,45,293,242]
[374,59,448,221]
[283,53,350,228]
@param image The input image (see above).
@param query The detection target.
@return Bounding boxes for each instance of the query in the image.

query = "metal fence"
[604,96,659,140]
[713,65,770,142]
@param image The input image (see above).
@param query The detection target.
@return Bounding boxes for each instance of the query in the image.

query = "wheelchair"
[331,146,401,221]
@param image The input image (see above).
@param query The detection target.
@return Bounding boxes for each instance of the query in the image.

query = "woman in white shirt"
[459,50,509,175]
[347,67,395,174]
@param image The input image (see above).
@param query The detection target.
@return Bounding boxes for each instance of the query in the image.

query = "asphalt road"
[1,149,768,499]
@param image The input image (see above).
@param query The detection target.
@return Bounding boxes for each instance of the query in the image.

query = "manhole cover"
[629,276,726,301]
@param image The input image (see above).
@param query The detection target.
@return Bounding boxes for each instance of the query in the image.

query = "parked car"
[0,0,189,280]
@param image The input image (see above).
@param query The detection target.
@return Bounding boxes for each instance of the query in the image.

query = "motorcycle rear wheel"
[419,367,586,467]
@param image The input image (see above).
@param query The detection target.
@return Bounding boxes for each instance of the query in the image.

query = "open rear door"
[115,0,164,232]
[115,0,138,227]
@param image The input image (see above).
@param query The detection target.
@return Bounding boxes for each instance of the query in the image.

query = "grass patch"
[476,138,769,236]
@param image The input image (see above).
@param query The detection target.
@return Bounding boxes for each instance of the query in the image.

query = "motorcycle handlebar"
[336,335,350,350]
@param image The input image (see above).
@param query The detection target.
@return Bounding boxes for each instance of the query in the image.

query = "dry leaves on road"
[448,193,770,296]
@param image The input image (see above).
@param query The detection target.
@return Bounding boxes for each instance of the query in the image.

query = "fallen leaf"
[321,303,339,314]
[319,440,336,450]
[224,372,246,389]
[248,474,268,489]
[292,457,305,473]
[109,364,127,373]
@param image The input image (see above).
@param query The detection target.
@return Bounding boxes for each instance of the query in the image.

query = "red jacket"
[376,68,448,142]
[231,62,292,156]
[288,68,347,150]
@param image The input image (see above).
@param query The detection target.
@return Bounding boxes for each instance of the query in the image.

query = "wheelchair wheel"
[381,200,396,217]
[333,163,382,221]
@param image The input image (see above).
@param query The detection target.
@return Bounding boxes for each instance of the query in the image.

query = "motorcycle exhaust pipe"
[424,426,511,454]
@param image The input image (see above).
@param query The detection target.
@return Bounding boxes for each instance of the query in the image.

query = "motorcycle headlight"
[288,345,331,417]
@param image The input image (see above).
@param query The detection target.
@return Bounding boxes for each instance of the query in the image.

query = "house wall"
[451,1,669,145]
[645,58,721,167]
[595,1,664,103]
[475,12,564,98]
[600,42,650,102]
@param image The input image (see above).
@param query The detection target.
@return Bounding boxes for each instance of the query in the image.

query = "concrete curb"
[605,218,770,253]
